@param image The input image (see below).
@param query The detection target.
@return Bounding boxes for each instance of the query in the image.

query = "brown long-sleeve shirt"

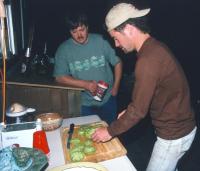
[108,37,196,140]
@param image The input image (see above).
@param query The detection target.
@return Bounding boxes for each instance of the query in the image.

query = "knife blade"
[67,123,75,149]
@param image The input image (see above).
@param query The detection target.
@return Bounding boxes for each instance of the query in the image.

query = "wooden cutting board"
[61,121,127,163]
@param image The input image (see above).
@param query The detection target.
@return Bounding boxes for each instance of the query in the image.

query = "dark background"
[2,1,199,170]
[27,0,200,104]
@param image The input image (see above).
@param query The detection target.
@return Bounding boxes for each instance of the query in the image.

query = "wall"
[3,84,81,122]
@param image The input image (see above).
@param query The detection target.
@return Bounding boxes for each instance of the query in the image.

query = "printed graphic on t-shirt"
[69,55,105,74]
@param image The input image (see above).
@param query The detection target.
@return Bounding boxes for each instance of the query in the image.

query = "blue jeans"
[146,127,197,171]
[81,96,117,124]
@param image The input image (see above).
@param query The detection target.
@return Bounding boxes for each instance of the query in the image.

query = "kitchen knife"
[67,123,75,149]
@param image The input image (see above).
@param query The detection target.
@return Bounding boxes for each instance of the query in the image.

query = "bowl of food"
[36,113,63,131]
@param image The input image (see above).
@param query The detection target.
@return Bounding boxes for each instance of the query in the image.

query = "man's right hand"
[87,80,98,95]
[55,76,98,95]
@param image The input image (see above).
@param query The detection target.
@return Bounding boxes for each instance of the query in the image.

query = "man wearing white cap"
[92,3,196,171]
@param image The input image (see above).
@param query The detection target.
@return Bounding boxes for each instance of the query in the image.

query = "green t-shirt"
[54,33,120,106]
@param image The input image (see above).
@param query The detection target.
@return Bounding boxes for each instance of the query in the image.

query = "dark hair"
[114,16,151,33]
[65,12,88,31]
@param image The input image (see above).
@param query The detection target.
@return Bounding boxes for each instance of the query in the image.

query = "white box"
[0,121,37,149]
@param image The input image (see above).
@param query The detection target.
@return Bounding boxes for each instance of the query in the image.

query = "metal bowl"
[36,113,63,131]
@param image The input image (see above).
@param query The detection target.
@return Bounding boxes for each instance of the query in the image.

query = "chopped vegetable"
[84,146,96,155]
[78,127,85,136]
[68,124,102,162]
[74,144,85,151]
[84,127,96,139]
[84,139,93,146]
[78,125,96,139]
[70,150,85,162]
[70,145,83,153]
[70,138,81,145]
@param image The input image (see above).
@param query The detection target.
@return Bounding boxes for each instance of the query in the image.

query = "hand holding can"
[93,80,109,101]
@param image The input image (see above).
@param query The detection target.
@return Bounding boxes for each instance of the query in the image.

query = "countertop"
[3,70,83,90]
[46,115,137,171]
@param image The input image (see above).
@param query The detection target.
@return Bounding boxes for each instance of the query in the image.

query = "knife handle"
[68,123,75,133]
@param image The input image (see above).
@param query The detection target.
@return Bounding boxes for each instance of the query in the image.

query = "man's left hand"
[92,127,112,143]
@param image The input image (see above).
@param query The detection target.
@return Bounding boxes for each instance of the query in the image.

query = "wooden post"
[0,0,7,123]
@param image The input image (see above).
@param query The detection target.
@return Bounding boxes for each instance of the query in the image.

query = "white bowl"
[36,113,63,131]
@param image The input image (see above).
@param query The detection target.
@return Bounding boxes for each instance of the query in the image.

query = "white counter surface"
[46,115,137,171]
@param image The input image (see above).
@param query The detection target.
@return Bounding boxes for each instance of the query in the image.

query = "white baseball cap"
[105,3,150,31]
